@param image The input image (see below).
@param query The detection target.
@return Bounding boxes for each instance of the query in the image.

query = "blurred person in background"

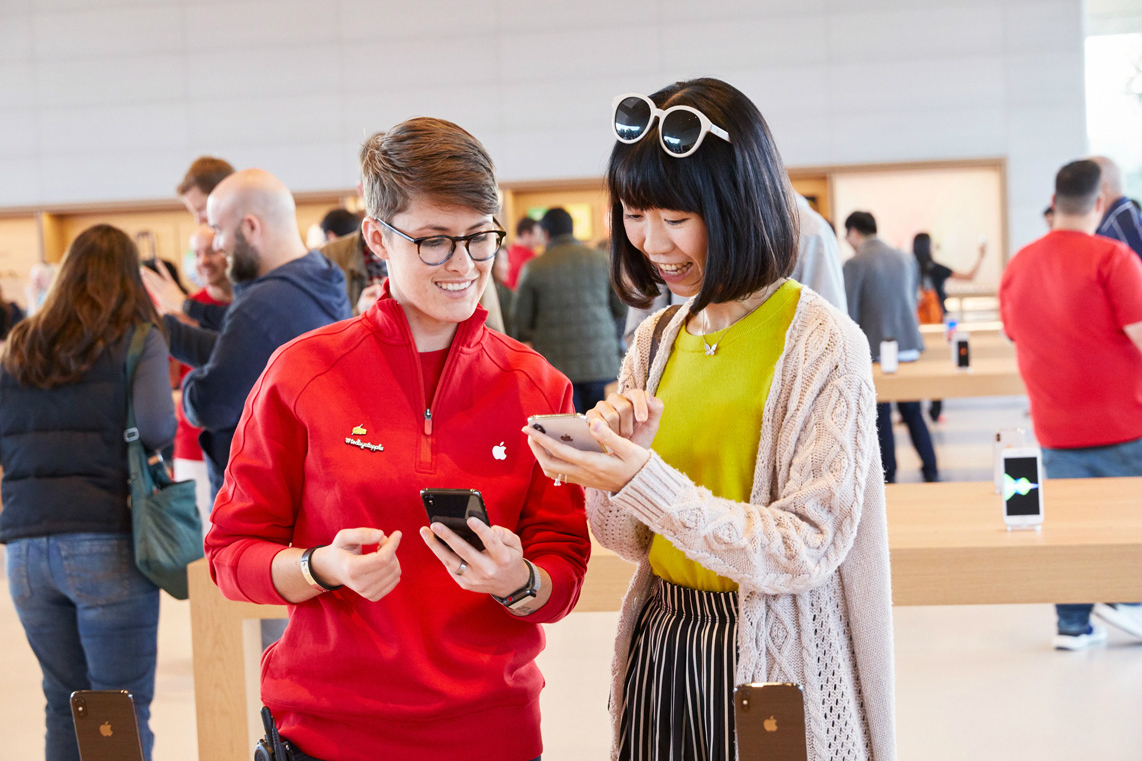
[504,217,543,290]
[513,207,627,412]
[1091,156,1142,259]
[318,207,379,314]
[0,225,176,761]
[144,169,351,499]
[912,232,986,422]
[0,284,26,340]
[844,210,938,483]
[170,225,233,532]
[24,262,55,317]
[177,156,235,225]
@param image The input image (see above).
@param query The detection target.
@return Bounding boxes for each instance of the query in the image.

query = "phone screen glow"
[1003,457,1042,516]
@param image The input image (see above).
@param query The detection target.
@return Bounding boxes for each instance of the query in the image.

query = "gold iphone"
[70,690,144,761]
[733,682,808,761]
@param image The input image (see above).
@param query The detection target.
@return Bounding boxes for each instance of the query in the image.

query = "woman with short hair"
[205,117,591,761]
[0,224,176,761]
[526,78,896,761]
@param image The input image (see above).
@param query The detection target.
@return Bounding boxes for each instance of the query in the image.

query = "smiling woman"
[525,78,897,761]
[203,117,590,761]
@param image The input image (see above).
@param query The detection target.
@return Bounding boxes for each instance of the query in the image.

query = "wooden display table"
[874,355,1024,402]
[887,478,1142,605]
[189,477,1141,760]
[921,330,1014,360]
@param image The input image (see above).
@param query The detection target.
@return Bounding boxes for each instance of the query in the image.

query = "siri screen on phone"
[1003,457,1041,516]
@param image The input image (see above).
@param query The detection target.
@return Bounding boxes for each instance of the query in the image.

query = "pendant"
[704,342,717,356]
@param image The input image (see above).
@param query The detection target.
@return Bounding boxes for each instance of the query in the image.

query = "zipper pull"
[424,408,433,435]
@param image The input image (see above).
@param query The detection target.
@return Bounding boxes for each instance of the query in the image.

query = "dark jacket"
[512,235,627,382]
[0,326,177,542]
[165,250,351,480]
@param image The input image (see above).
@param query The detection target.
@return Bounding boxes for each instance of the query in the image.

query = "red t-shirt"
[504,243,536,290]
[419,347,449,406]
[173,289,232,460]
[1000,230,1142,448]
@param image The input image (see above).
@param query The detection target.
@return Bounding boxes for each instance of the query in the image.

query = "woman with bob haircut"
[205,117,591,761]
[0,224,175,761]
[525,78,896,761]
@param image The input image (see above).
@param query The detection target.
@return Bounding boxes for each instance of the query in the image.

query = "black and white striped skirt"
[617,577,739,761]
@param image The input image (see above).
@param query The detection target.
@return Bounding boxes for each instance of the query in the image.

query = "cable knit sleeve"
[605,306,879,595]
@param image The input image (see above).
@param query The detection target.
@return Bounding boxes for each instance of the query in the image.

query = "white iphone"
[526,413,607,453]
[993,427,1025,494]
[879,339,898,374]
[1001,446,1044,530]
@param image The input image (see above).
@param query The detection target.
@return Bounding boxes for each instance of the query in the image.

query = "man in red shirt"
[504,217,543,290]
[1000,159,1142,650]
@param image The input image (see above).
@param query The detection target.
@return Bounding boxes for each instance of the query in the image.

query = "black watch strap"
[492,559,539,610]
[300,545,342,592]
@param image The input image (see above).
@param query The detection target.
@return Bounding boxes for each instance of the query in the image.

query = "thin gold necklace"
[699,281,782,357]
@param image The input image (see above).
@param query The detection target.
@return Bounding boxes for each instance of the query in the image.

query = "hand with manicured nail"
[523,392,658,494]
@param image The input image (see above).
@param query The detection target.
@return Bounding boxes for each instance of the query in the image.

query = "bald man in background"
[1092,156,1142,259]
[150,169,352,497]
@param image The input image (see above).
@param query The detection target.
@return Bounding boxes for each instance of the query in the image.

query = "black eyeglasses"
[374,217,507,266]
[611,93,731,158]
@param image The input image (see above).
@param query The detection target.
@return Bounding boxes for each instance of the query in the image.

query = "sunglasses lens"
[660,109,703,155]
[615,96,652,141]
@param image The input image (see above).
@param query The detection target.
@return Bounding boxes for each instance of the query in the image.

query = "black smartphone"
[733,682,808,761]
[420,488,490,552]
[70,690,145,761]
[954,333,971,369]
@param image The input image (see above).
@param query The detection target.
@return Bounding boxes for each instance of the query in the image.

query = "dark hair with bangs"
[605,77,798,312]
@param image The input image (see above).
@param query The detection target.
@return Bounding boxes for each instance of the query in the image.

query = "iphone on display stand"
[879,338,898,374]
[952,331,970,371]
[1001,447,1044,531]
[993,427,1026,493]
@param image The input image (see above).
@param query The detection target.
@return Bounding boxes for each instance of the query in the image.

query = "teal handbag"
[125,325,204,599]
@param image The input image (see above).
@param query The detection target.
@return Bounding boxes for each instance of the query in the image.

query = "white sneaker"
[1093,603,1142,640]
[1052,624,1108,651]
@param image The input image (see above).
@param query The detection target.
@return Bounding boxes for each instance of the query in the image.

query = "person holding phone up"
[205,118,590,761]
[525,79,896,761]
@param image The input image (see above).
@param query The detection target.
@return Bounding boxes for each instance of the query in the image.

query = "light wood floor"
[3,395,1140,760]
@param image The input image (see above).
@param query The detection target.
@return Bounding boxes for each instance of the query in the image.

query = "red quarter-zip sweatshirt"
[205,291,591,761]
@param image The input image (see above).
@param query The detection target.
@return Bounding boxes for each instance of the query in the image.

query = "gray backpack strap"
[647,304,682,376]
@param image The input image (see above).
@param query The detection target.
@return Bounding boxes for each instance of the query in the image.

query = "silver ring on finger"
[454,560,468,577]
[553,473,564,486]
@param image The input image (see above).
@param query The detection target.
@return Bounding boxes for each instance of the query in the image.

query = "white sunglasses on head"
[611,93,731,158]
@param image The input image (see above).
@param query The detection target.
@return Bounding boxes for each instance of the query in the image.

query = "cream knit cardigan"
[586,289,897,761]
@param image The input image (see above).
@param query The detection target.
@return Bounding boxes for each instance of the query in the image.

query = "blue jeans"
[1043,436,1142,634]
[6,533,160,761]
[876,402,939,483]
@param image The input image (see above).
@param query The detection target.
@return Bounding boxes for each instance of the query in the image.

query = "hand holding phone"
[421,488,491,552]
